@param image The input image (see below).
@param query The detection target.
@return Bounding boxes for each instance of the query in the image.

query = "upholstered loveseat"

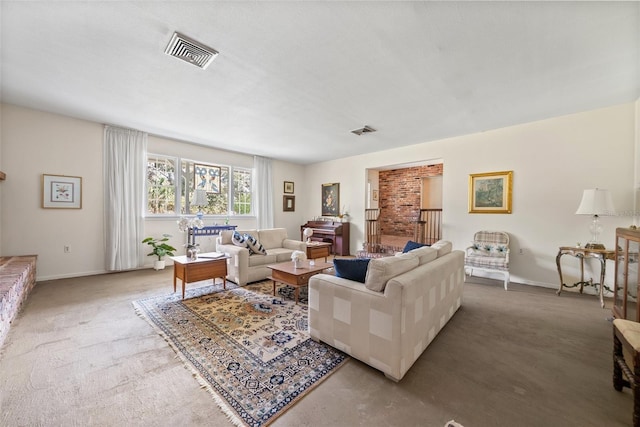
[215,228,306,286]
[308,241,464,381]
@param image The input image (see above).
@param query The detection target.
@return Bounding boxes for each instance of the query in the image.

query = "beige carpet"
[0,268,634,426]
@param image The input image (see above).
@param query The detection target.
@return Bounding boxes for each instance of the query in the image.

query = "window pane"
[233,169,252,215]
[146,156,176,214]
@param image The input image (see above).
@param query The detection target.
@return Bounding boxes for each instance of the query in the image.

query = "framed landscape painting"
[468,170,513,214]
[42,174,82,209]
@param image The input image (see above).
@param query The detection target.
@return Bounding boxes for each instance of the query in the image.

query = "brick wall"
[379,164,443,236]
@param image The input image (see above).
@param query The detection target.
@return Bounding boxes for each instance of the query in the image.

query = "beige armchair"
[464,231,510,290]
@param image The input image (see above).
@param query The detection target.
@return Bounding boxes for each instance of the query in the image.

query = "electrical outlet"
[64,245,70,253]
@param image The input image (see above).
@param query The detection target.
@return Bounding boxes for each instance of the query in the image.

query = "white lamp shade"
[192,189,208,207]
[303,228,314,238]
[575,189,615,216]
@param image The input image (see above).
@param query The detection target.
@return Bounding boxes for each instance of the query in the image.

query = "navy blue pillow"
[402,240,429,253]
[333,258,370,283]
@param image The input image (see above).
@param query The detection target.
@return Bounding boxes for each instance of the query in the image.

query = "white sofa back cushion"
[409,245,438,265]
[431,240,453,257]
[364,252,419,292]
[258,228,288,250]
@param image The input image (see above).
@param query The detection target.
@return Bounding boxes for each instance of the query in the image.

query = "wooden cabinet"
[613,228,640,321]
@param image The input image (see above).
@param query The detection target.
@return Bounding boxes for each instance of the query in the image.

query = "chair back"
[473,231,509,247]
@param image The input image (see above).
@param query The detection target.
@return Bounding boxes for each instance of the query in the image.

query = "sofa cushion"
[267,248,297,263]
[245,233,267,255]
[334,258,370,283]
[410,245,438,265]
[402,240,429,253]
[364,252,419,292]
[258,228,288,250]
[431,240,453,257]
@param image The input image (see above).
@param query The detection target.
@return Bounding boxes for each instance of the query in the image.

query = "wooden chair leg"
[614,332,625,392]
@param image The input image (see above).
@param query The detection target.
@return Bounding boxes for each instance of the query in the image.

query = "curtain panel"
[254,156,274,229]
[104,126,147,271]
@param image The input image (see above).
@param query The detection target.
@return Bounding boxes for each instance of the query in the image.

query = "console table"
[188,225,237,245]
[556,246,615,308]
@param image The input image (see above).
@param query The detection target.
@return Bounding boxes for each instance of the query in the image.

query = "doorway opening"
[365,160,443,251]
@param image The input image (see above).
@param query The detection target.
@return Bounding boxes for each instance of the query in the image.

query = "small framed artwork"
[194,164,221,194]
[469,170,513,214]
[283,195,295,212]
[42,174,82,209]
[284,181,294,194]
[321,182,340,216]
[372,189,379,201]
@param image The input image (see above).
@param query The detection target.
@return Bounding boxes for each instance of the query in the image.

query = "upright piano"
[301,220,350,256]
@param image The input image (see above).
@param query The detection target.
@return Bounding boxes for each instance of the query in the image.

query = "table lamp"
[192,188,208,219]
[303,227,313,243]
[575,188,616,249]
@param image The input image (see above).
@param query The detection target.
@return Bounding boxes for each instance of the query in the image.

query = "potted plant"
[142,234,177,270]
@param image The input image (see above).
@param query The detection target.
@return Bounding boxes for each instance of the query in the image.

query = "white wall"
[0,104,304,280]
[303,103,637,288]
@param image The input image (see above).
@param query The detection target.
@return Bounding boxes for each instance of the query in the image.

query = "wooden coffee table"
[267,260,333,304]
[170,252,230,299]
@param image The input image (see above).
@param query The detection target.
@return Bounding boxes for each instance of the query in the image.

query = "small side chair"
[464,230,510,290]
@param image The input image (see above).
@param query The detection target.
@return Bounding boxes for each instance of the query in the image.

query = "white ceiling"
[1,2,638,165]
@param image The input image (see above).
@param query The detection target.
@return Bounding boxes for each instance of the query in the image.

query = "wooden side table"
[556,246,615,308]
[305,242,332,261]
[170,252,230,299]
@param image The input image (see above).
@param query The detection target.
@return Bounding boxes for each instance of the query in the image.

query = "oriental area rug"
[132,280,347,427]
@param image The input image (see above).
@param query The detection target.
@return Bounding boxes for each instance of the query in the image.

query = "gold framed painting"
[468,170,513,214]
[42,174,82,209]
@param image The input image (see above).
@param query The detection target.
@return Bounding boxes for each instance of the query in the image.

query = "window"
[146,155,176,214]
[146,154,252,217]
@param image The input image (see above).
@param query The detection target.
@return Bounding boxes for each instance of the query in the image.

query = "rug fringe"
[132,301,246,427]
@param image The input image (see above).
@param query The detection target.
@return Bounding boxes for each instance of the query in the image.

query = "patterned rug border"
[132,281,348,427]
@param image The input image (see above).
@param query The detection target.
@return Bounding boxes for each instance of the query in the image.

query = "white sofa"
[215,228,306,286]
[308,241,464,381]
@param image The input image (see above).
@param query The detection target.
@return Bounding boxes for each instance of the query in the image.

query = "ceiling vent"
[351,125,377,136]
[164,32,218,69]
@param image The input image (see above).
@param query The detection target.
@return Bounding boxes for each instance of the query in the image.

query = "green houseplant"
[142,234,177,270]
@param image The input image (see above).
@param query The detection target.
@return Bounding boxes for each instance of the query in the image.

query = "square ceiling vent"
[164,32,218,69]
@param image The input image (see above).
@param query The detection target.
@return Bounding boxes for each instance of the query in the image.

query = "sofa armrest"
[215,243,251,285]
[282,239,306,251]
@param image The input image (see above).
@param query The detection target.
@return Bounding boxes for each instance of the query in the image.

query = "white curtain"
[104,126,147,271]
[254,156,274,229]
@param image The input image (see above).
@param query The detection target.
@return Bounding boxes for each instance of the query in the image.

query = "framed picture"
[194,164,221,194]
[372,189,379,201]
[469,170,513,214]
[321,183,340,216]
[283,195,295,212]
[42,174,82,209]
[284,181,294,194]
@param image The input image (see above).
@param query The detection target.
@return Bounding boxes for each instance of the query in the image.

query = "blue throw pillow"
[333,258,370,283]
[403,240,429,253]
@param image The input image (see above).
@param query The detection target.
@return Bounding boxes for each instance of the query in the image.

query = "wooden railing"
[413,209,442,245]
